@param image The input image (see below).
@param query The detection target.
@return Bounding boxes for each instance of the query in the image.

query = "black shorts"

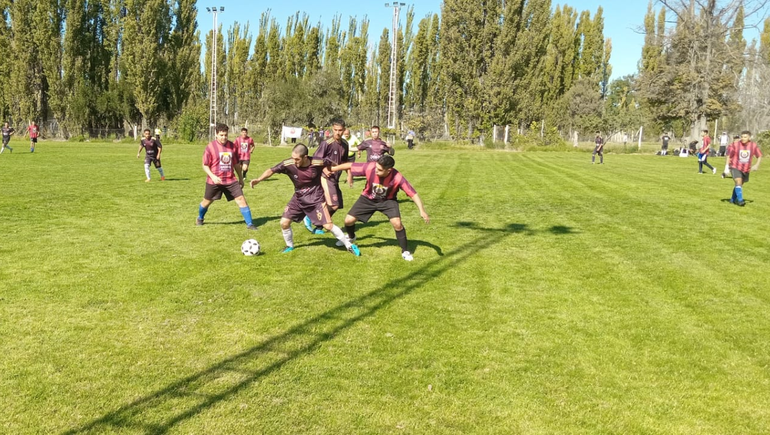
[204,182,244,201]
[144,156,161,168]
[31,137,38,143]
[348,196,400,223]
[730,168,750,183]
[2,136,9,145]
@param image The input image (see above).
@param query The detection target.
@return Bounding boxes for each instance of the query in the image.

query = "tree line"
[0,0,620,142]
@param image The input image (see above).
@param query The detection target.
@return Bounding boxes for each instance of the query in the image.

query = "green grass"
[2,140,770,434]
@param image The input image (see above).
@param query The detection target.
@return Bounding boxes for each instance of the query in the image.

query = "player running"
[1,122,14,154]
[27,122,39,153]
[196,123,257,230]
[330,154,429,261]
[234,127,255,179]
[723,130,762,207]
[698,129,716,174]
[591,131,604,164]
[249,144,361,255]
[357,125,393,162]
[136,128,165,182]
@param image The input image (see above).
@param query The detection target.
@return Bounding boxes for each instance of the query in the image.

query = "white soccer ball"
[241,239,260,256]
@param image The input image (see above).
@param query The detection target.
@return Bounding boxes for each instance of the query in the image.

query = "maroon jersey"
[700,136,711,153]
[270,159,327,207]
[234,136,255,160]
[29,125,39,139]
[140,138,161,158]
[202,139,240,185]
[727,141,762,173]
[312,138,349,184]
[357,138,391,162]
[350,161,417,201]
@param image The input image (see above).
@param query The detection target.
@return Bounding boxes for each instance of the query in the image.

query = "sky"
[193,1,646,80]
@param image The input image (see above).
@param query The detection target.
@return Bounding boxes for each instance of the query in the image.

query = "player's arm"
[155,141,162,159]
[202,164,222,184]
[329,162,353,173]
[410,193,430,224]
[249,168,274,188]
[752,156,761,172]
[346,168,353,188]
[723,149,732,174]
[136,144,143,158]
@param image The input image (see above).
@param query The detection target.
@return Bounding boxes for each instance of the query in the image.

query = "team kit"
[179,120,430,261]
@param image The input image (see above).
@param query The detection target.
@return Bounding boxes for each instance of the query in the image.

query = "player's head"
[702,129,709,135]
[371,125,380,139]
[376,155,395,177]
[3,122,8,127]
[215,123,229,144]
[741,130,751,143]
[143,129,151,138]
[733,135,740,140]
[331,119,345,141]
[291,143,309,165]
[240,127,248,138]
[343,128,350,139]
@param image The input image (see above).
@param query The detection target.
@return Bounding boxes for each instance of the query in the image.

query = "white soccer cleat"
[335,236,356,247]
[401,251,414,261]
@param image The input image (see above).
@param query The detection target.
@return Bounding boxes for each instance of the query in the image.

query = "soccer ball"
[241,239,260,256]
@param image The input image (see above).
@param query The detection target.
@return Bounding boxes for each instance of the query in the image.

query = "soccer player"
[234,127,255,179]
[1,122,14,154]
[249,144,360,255]
[196,123,257,229]
[718,131,730,156]
[591,131,604,164]
[660,132,670,156]
[357,125,394,162]
[303,119,351,233]
[330,155,430,261]
[136,129,165,182]
[343,128,360,165]
[723,130,762,207]
[27,121,39,153]
[698,129,716,174]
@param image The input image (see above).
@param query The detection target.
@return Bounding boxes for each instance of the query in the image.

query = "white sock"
[144,164,151,179]
[330,225,351,248]
[158,167,165,177]
[282,228,294,247]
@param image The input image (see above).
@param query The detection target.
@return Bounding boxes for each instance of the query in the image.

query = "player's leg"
[30,138,35,153]
[702,157,715,173]
[233,193,256,229]
[731,169,745,205]
[242,162,249,180]
[154,159,165,180]
[280,217,295,253]
[592,148,596,163]
[318,204,359,255]
[198,185,221,225]
[599,150,603,164]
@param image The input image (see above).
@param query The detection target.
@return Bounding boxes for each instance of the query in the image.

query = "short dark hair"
[734,135,740,139]
[215,123,229,134]
[377,154,395,169]
[741,130,751,136]
[292,143,309,157]
[143,128,151,133]
[331,118,346,128]
[371,125,380,130]
[702,129,709,133]
[241,127,248,132]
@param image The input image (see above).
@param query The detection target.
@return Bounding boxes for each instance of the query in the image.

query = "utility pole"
[206,7,224,140]
[384,2,405,131]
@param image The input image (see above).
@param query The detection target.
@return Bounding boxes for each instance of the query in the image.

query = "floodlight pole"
[385,2,405,131]
[206,6,224,140]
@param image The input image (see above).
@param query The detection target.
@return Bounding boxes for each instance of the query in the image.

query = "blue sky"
[192,1,650,80]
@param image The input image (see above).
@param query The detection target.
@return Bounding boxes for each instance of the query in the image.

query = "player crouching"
[330,155,429,261]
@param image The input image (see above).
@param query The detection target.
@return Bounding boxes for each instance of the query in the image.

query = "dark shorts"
[284,197,331,226]
[144,156,161,168]
[348,196,401,223]
[31,137,38,143]
[2,136,9,145]
[730,168,750,183]
[593,147,602,154]
[204,182,244,201]
[718,146,726,155]
[662,143,668,150]
[326,181,343,209]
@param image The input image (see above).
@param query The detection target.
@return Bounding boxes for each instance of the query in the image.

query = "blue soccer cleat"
[313,228,325,235]
[282,246,295,254]
[303,216,314,233]
[348,244,361,256]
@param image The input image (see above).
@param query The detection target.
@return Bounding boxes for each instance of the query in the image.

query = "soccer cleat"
[196,218,204,226]
[145,178,151,182]
[721,173,726,179]
[303,216,314,233]
[282,246,295,254]
[336,236,356,247]
[737,200,746,207]
[348,244,361,256]
[161,176,166,181]
[313,228,325,235]
[401,251,414,261]
[712,167,717,174]
[247,224,258,230]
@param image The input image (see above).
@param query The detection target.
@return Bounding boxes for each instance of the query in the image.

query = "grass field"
[2,139,770,434]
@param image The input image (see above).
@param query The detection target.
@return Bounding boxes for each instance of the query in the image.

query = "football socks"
[239,206,253,226]
[282,228,294,248]
[395,228,408,252]
[735,186,744,203]
[198,204,209,220]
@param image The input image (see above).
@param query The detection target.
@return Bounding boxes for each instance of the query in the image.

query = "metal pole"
[385,3,405,131]
[206,7,224,140]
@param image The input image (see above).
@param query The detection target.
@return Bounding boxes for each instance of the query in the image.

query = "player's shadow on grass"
[455,221,579,236]
[720,198,754,205]
[356,235,443,256]
[157,178,190,181]
[63,223,525,435]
